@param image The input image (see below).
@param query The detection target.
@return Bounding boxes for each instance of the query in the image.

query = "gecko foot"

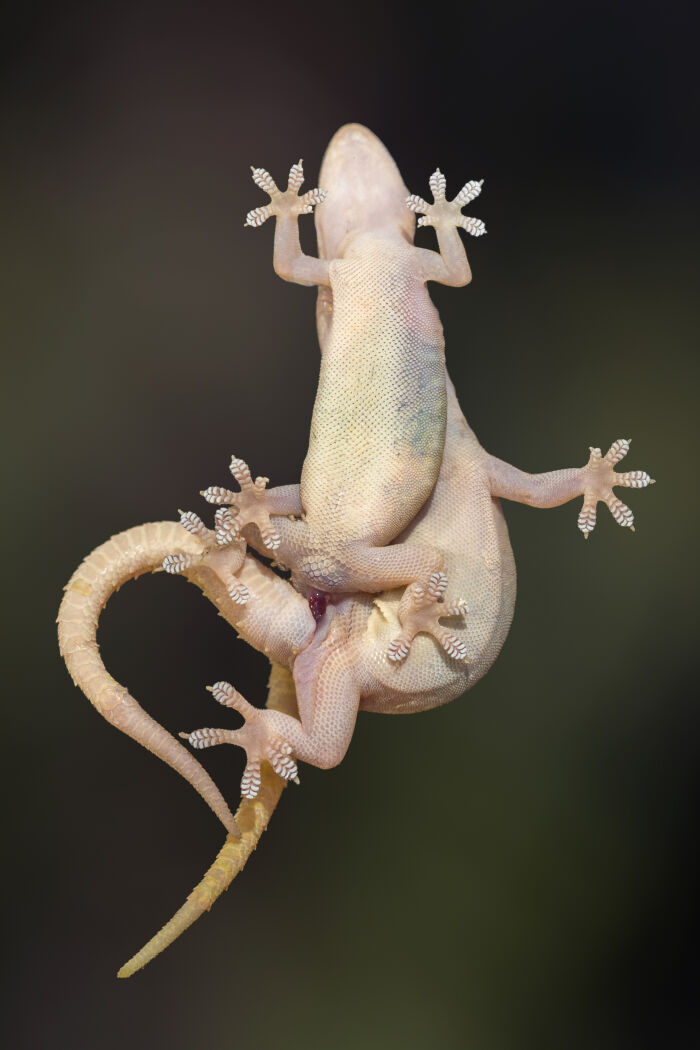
[201,456,283,552]
[577,439,655,537]
[161,510,250,603]
[244,160,327,228]
[406,169,486,236]
[180,681,298,799]
[387,572,470,664]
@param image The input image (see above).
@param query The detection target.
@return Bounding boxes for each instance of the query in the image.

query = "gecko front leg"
[485,437,655,536]
[245,160,330,287]
[406,169,486,287]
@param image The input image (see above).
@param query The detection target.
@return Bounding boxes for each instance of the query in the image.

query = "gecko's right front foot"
[406,169,486,236]
[244,160,327,228]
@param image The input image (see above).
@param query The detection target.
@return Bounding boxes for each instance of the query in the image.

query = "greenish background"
[3,1,698,1047]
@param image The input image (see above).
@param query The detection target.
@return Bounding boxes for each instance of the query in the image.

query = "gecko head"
[315,124,415,260]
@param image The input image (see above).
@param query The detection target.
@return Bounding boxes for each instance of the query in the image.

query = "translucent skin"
[232,123,475,595]
[223,125,652,773]
[301,232,447,548]
[57,123,653,977]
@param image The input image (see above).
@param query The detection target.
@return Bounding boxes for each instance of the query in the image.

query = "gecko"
[200,124,485,624]
[57,124,654,975]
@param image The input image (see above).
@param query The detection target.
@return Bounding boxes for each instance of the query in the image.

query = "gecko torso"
[302,232,447,548]
[220,124,482,596]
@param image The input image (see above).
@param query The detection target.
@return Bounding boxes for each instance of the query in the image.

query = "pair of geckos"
[58,124,653,975]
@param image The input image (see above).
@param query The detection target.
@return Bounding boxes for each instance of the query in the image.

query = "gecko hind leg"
[180,682,298,800]
[161,509,250,604]
[300,541,469,660]
[387,571,470,664]
[201,456,304,556]
[485,437,655,537]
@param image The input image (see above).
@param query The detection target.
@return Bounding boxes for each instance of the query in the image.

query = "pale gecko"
[57,124,654,976]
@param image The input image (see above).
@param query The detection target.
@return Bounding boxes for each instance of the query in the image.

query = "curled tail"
[117,663,296,978]
[57,520,238,834]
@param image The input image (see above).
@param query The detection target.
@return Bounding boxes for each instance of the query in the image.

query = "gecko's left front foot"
[244,160,326,228]
[387,572,470,664]
[406,169,486,236]
[578,439,655,537]
[180,681,298,799]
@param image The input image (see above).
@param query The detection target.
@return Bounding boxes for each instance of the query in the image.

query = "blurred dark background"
[2,0,698,1047]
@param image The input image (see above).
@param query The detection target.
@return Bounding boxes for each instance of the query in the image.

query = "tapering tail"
[117,663,297,977]
[57,520,238,833]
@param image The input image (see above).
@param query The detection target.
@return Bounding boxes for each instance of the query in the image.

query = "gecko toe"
[387,575,469,664]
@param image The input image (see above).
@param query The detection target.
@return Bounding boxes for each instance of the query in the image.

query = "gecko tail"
[57,520,238,834]
[118,664,296,978]
[117,764,287,978]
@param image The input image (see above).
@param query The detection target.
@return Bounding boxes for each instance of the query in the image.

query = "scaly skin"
[212,125,486,596]
[116,664,297,979]
[57,519,315,832]
[56,123,654,976]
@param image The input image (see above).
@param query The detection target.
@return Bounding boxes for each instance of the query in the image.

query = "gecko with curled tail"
[57,124,654,976]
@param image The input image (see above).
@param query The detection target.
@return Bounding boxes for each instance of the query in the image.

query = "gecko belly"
[301,236,447,547]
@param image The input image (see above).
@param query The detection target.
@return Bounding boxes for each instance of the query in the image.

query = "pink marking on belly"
[308,590,328,623]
